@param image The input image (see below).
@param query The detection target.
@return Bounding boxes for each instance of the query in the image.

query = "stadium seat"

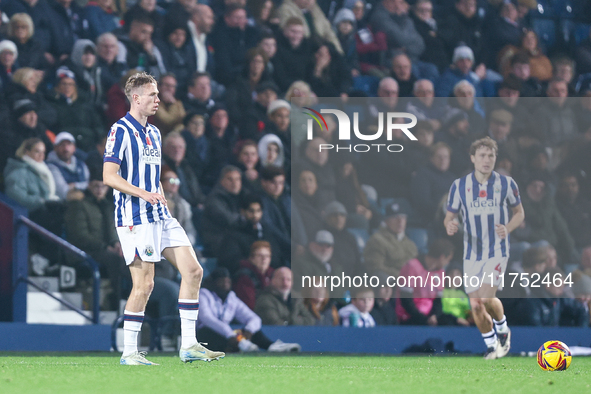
[347,228,370,255]
[406,227,429,255]
[532,18,557,51]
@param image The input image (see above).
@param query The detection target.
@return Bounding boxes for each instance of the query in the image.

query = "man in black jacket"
[273,17,313,92]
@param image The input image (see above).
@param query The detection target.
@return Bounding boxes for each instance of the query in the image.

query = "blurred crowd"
[1,0,591,341]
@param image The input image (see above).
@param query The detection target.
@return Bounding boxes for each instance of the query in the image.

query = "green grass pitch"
[0,354,589,394]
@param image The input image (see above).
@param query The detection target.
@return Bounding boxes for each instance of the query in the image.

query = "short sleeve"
[446,180,461,213]
[103,125,127,166]
[506,177,521,207]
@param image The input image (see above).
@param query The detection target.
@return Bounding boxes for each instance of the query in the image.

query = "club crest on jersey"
[145,245,154,256]
[495,187,500,193]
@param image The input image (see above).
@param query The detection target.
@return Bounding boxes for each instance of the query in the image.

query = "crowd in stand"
[1,0,591,348]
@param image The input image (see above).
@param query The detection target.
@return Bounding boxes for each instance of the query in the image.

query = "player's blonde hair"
[124,71,157,101]
[469,136,498,156]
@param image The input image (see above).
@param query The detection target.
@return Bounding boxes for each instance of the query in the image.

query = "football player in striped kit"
[444,137,524,359]
[104,72,224,365]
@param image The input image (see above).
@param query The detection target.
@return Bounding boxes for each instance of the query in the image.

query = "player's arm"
[103,162,166,206]
[496,203,524,239]
[444,211,459,236]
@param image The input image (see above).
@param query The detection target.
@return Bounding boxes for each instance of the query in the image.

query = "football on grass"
[537,340,572,371]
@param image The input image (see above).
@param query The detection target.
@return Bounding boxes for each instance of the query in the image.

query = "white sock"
[482,329,497,348]
[123,310,144,356]
[493,315,509,334]
[179,299,199,348]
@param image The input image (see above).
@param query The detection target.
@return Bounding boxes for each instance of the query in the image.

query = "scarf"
[22,155,59,201]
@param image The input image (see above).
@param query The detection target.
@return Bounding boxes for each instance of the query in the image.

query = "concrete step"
[27,310,91,325]
[27,292,84,312]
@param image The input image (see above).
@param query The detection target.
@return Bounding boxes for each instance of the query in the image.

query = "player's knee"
[134,278,154,298]
[186,263,203,283]
[470,299,485,314]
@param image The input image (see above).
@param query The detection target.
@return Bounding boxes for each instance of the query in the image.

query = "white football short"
[116,218,192,265]
[463,256,508,294]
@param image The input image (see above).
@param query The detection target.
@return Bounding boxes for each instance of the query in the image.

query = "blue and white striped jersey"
[104,112,172,226]
[447,171,521,261]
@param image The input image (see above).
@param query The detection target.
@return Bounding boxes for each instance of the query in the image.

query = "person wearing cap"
[151,73,186,136]
[435,45,484,98]
[321,201,360,275]
[364,202,418,278]
[48,67,104,152]
[255,267,316,326]
[64,170,127,310]
[0,39,19,87]
[333,7,360,77]
[46,131,91,200]
[64,39,104,106]
[217,193,289,274]
[292,229,340,282]
[199,267,303,352]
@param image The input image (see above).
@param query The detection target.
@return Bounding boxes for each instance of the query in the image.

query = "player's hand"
[141,191,167,206]
[446,219,459,236]
[495,224,508,239]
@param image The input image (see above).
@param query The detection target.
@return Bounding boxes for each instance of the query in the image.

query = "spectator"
[182,71,215,115]
[390,52,417,97]
[487,74,532,140]
[333,8,360,77]
[47,68,104,152]
[499,30,552,82]
[5,98,54,159]
[347,0,389,75]
[96,33,127,96]
[210,5,259,85]
[123,0,164,41]
[117,13,165,78]
[201,165,243,254]
[65,39,103,108]
[255,267,316,325]
[277,0,343,54]
[364,202,419,278]
[218,193,288,273]
[450,79,485,133]
[435,45,484,98]
[410,142,456,227]
[161,168,197,245]
[46,132,90,200]
[273,17,313,92]
[370,285,398,325]
[441,264,472,326]
[64,173,127,310]
[7,13,48,71]
[484,1,521,69]
[405,79,446,131]
[575,27,591,76]
[4,138,60,212]
[403,121,435,172]
[152,73,186,136]
[302,282,339,326]
[155,20,193,94]
[233,240,275,310]
[396,238,454,325]
[333,160,374,230]
[83,0,120,42]
[486,109,520,167]
[258,134,284,169]
[199,267,302,352]
[533,79,578,147]
[435,107,476,175]
[556,172,591,251]
[552,57,577,96]
[47,0,83,61]
[206,104,236,186]
[296,137,336,208]
[322,201,361,275]
[293,229,340,282]
[247,0,278,34]
[234,141,261,195]
[186,4,215,75]
[257,31,277,78]
[410,0,448,71]
[0,39,18,88]
[307,42,351,97]
[369,0,424,62]
[265,100,291,173]
[509,52,543,97]
[7,67,57,131]
[373,77,400,114]
[339,288,376,327]
[438,0,483,63]
[180,111,210,187]
[517,173,577,267]
[162,131,206,208]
